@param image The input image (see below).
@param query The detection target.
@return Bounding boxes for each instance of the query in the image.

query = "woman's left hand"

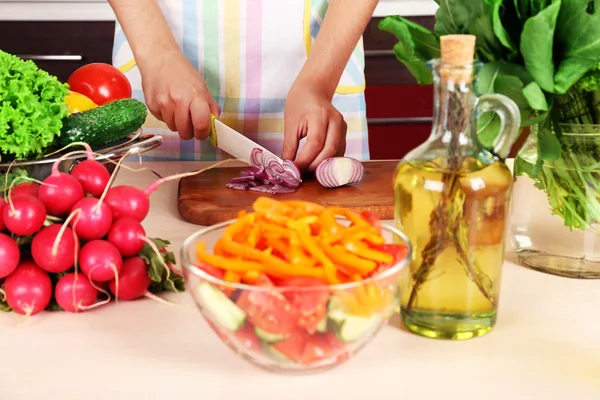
[282,78,347,173]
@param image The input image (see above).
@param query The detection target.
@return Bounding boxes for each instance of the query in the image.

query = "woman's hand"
[282,78,347,173]
[139,49,221,140]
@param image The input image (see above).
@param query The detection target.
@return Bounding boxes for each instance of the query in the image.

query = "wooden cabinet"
[0,21,115,82]
[363,17,436,160]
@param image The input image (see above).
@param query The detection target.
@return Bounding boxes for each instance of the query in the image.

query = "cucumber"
[254,327,288,344]
[196,283,246,332]
[315,316,328,333]
[327,295,380,343]
[59,98,148,148]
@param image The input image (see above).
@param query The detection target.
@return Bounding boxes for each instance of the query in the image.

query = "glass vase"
[511,124,600,279]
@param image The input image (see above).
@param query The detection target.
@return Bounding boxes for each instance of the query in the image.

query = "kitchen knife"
[208,115,284,165]
[208,114,302,187]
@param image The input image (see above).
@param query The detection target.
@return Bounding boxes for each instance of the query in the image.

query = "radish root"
[52,209,81,257]
[95,154,128,212]
[2,159,17,196]
[144,158,240,196]
[83,267,114,311]
[0,288,6,302]
[143,291,188,307]
[49,148,146,174]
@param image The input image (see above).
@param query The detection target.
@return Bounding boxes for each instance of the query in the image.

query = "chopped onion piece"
[226,182,251,191]
[315,157,364,188]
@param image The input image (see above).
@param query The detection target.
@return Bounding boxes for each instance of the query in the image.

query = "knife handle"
[209,114,218,148]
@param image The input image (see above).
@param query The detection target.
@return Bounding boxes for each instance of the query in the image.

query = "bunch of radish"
[0,143,185,317]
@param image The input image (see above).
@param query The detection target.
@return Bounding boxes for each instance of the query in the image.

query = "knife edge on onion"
[226,148,364,194]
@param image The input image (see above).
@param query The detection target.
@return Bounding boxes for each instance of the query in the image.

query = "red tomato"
[301,333,333,365]
[273,327,309,363]
[323,332,350,363]
[67,63,132,106]
[236,275,298,335]
[373,244,409,265]
[276,277,329,334]
[234,323,261,353]
[359,210,382,233]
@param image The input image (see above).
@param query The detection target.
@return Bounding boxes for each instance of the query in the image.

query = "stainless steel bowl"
[0,129,163,182]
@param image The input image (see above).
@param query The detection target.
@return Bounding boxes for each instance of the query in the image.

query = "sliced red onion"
[226,182,251,191]
[249,184,296,194]
[230,176,255,184]
[250,148,263,167]
[315,157,365,189]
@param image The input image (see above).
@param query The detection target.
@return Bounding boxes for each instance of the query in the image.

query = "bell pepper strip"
[318,209,341,237]
[196,242,267,273]
[224,270,241,284]
[282,200,326,215]
[343,229,385,246]
[326,206,371,228]
[253,197,294,214]
[319,241,377,274]
[221,235,328,280]
[297,230,338,284]
[247,224,261,248]
[241,270,262,284]
[343,241,394,265]
[213,239,226,256]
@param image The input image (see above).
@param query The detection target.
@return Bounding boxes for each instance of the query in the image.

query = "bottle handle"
[477,94,522,160]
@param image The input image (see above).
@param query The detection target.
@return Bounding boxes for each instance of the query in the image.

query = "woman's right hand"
[139,49,221,140]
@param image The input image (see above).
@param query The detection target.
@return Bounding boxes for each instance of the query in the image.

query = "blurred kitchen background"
[0,0,440,160]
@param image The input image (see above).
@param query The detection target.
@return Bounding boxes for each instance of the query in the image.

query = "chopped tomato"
[236,275,298,335]
[323,332,350,363]
[368,243,409,277]
[359,210,382,233]
[195,261,236,297]
[234,323,261,353]
[301,333,333,365]
[276,277,329,334]
[273,327,309,363]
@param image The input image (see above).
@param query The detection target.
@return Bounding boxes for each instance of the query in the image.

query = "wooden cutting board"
[177,160,399,226]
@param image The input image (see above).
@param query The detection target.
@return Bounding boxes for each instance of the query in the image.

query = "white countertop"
[1,160,598,400]
[0,0,438,21]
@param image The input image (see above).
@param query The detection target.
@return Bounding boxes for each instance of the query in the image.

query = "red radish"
[103,159,238,222]
[4,261,52,316]
[108,256,151,301]
[10,182,39,199]
[79,240,123,282]
[107,217,146,257]
[315,157,364,188]
[2,196,46,236]
[71,160,111,197]
[0,197,6,232]
[54,273,99,313]
[0,233,20,278]
[31,224,78,273]
[70,197,113,241]
[39,173,84,217]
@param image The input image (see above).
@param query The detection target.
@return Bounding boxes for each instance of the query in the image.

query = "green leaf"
[477,112,502,147]
[522,81,549,110]
[138,237,184,293]
[521,0,561,92]
[537,119,561,160]
[554,0,600,93]
[494,75,530,108]
[433,0,473,35]
[487,0,518,52]
[378,17,440,85]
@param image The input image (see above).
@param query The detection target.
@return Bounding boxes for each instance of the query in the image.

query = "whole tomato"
[67,63,132,106]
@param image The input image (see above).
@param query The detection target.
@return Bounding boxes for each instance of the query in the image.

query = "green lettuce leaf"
[0,51,69,159]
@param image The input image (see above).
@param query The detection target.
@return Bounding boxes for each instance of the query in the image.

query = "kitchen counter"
[1,160,598,400]
[0,0,438,21]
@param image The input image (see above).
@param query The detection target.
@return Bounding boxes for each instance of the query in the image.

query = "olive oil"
[395,157,512,339]
[394,35,521,340]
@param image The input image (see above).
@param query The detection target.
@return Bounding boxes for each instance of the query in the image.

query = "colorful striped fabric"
[112,0,369,162]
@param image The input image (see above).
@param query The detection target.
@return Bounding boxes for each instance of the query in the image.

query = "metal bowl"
[0,129,163,182]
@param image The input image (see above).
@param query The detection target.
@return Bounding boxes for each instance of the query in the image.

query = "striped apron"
[112,0,369,161]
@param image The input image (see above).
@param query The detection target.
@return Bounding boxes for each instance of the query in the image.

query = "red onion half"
[315,157,364,188]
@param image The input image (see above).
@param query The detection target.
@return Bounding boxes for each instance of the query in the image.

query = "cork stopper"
[439,34,476,83]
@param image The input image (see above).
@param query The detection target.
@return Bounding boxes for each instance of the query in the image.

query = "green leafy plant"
[0,50,69,160]
[380,0,600,231]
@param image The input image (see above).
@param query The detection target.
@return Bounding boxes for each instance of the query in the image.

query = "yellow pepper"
[65,91,97,114]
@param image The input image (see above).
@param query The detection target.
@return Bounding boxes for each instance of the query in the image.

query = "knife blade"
[208,114,302,187]
[208,115,284,165]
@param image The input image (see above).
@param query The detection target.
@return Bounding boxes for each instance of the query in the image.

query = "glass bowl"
[180,219,411,373]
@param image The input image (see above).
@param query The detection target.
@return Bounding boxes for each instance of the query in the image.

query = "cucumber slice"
[254,327,288,344]
[261,343,291,362]
[315,316,328,333]
[327,295,380,343]
[197,283,246,332]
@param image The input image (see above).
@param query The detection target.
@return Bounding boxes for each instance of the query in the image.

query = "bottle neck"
[429,72,483,167]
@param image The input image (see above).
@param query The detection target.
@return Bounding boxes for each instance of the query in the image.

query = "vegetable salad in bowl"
[181,198,411,372]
